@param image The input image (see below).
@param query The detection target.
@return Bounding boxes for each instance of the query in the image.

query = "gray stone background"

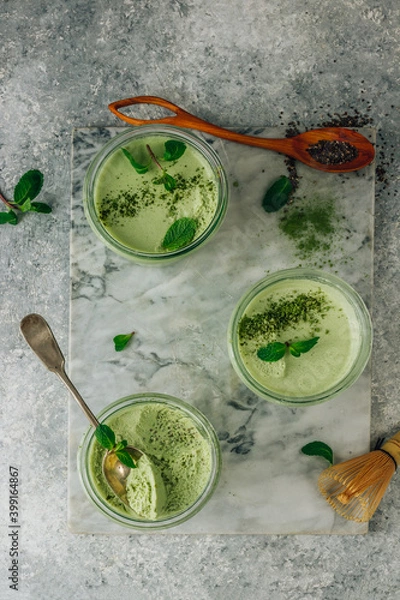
[1,0,399,598]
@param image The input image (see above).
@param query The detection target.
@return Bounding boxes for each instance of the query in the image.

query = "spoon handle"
[20,314,99,428]
[108,95,294,154]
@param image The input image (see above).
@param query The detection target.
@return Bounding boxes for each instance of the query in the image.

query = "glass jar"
[78,393,221,530]
[83,125,228,264]
[227,268,372,407]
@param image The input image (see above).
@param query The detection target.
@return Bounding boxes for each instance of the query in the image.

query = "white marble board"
[68,126,375,534]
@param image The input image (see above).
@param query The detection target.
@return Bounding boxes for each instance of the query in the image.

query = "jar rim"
[77,392,221,530]
[83,125,228,264]
[227,268,373,407]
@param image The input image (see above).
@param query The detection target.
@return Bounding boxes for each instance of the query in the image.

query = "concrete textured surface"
[1,0,399,598]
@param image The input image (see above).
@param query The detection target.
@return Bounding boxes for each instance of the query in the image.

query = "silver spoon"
[19,313,143,506]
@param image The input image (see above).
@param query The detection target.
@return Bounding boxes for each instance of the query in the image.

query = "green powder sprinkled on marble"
[278,197,341,261]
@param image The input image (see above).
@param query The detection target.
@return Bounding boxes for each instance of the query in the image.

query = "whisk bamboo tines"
[318,431,400,522]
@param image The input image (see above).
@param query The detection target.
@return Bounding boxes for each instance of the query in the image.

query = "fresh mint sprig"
[257,336,320,362]
[146,143,177,191]
[95,423,137,469]
[0,169,51,225]
[122,140,186,192]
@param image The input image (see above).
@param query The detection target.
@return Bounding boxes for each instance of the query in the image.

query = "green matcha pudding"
[228,269,372,406]
[78,394,221,530]
[83,126,228,264]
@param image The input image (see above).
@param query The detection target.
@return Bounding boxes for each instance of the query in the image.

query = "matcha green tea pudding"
[78,393,221,530]
[83,126,228,264]
[228,269,372,406]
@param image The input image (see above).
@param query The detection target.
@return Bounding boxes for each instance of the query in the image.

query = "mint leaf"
[30,201,52,214]
[14,169,44,205]
[162,172,176,191]
[257,342,287,362]
[115,449,137,469]
[19,198,32,213]
[113,332,135,352]
[95,423,116,450]
[0,169,50,225]
[154,171,176,191]
[0,210,18,225]
[95,426,138,469]
[262,175,293,213]
[146,143,177,191]
[121,148,149,174]
[258,337,320,362]
[301,441,333,465]
[162,217,197,251]
[289,336,319,357]
[163,140,186,161]
[114,439,128,452]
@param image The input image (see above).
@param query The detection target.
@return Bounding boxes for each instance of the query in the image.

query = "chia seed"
[284,157,300,192]
[281,110,379,189]
[307,140,359,165]
[285,122,302,192]
[320,111,373,129]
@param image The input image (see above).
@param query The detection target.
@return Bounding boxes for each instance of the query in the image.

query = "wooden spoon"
[108,95,375,174]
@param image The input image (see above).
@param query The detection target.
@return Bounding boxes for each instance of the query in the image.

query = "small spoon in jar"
[19,313,143,506]
[108,95,375,173]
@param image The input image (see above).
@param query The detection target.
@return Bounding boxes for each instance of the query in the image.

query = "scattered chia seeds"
[284,122,302,192]
[281,110,379,190]
[284,157,300,192]
[320,111,373,129]
[307,140,359,165]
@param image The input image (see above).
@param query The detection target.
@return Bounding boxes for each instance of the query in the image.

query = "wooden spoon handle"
[108,95,294,154]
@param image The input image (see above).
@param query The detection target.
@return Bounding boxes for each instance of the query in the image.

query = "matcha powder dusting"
[278,197,344,266]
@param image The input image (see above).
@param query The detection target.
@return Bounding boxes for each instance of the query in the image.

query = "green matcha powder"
[239,290,332,344]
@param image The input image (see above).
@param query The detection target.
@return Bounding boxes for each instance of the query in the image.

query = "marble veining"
[69,126,375,534]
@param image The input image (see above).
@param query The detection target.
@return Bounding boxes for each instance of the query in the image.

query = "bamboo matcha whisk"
[318,432,400,522]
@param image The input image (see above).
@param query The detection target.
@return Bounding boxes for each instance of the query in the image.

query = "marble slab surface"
[68,126,375,534]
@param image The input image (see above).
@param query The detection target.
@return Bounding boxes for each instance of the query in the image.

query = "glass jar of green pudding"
[227,268,372,406]
[83,126,228,264]
[78,393,221,530]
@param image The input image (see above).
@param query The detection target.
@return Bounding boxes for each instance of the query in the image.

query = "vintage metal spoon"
[108,95,375,174]
[19,313,143,506]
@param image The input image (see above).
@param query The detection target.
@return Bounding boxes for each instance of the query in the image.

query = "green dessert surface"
[238,278,360,398]
[94,135,218,253]
[89,402,212,520]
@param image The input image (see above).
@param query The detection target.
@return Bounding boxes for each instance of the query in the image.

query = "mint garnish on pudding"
[257,337,320,362]
[95,135,219,254]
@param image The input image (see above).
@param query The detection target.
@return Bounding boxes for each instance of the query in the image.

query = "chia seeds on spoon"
[307,140,359,165]
[281,110,379,188]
